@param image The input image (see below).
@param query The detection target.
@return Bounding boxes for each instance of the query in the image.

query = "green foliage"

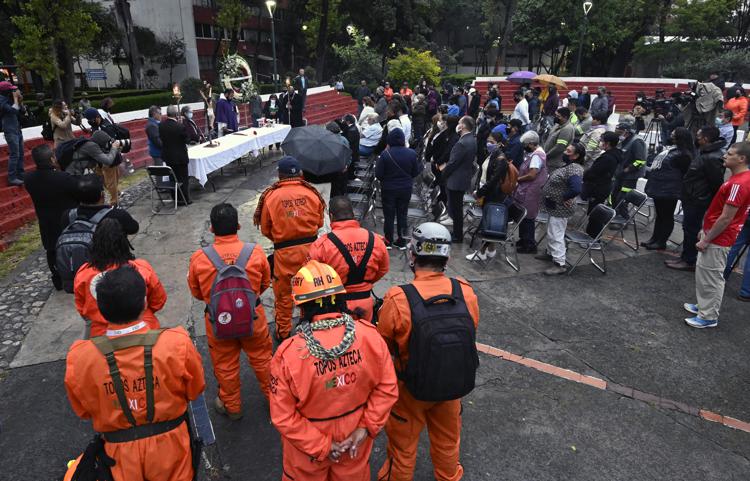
[441,74,475,87]
[180,78,205,103]
[669,0,736,38]
[215,0,251,51]
[134,27,160,60]
[386,48,441,86]
[108,92,174,113]
[156,33,186,84]
[332,28,382,83]
[663,48,750,80]
[10,0,100,82]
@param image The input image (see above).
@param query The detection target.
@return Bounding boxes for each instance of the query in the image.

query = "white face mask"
[437,120,446,130]
[186,112,193,119]
[455,125,462,134]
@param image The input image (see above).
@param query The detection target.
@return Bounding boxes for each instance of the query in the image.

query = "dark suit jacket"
[24,167,79,250]
[293,75,308,97]
[159,117,190,166]
[442,132,477,192]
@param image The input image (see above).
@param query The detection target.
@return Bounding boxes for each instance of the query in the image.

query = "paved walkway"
[0,154,748,480]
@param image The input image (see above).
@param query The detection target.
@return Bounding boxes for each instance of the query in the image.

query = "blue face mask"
[486,142,498,152]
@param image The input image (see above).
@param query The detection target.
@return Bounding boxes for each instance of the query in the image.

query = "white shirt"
[511,98,530,125]
[360,123,383,147]
[359,106,375,124]
[530,154,543,170]
[399,114,412,147]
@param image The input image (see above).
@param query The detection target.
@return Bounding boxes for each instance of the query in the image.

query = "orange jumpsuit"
[188,234,274,413]
[308,220,390,322]
[65,322,206,481]
[75,259,167,338]
[270,313,399,481]
[376,271,480,481]
[256,178,324,339]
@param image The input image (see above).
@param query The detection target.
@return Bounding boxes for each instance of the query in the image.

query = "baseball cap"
[0,81,18,92]
[278,156,301,175]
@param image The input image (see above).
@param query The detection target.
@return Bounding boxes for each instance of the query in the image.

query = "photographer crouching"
[79,108,128,205]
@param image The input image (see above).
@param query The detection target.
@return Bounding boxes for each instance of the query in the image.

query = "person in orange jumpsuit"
[376,223,480,481]
[188,202,274,419]
[270,260,398,481]
[308,196,389,322]
[65,265,206,481]
[254,156,325,341]
[75,218,166,338]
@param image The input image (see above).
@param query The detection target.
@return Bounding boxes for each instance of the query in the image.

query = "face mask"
[186,112,193,119]
[619,135,626,142]
[437,121,446,130]
[715,117,723,126]
[562,154,571,164]
[524,145,534,153]
[554,117,561,124]
[455,125,462,134]
[486,142,498,152]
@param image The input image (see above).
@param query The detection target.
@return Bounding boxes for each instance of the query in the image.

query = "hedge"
[108,92,175,113]
[440,74,476,87]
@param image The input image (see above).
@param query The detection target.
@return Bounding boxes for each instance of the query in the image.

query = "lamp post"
[575,1,593,76]
[265,0,278,93]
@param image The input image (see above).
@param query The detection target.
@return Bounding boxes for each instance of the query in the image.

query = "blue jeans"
[359,144,376,157]
[724,221,750,297]
[6,131,24,181]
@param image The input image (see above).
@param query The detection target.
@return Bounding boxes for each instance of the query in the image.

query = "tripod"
[643,116,663,155]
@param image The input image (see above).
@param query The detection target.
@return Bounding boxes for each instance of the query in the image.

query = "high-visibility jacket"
[74,259,166,338]
[308,220,389,321]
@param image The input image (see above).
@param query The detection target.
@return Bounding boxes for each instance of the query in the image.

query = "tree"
[113,0,144,88]
[386,48,441,86]
[332,27,382,83]
[157,33,186,86]
[10,0,100,101]
[214,0,251,63]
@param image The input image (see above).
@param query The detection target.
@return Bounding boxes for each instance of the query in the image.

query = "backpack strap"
[202,245,227,270]
[91,328,167,426]
[68,208,78,224]
[327,231,374,285]
[89,207,114,225]
[234,243,255,269]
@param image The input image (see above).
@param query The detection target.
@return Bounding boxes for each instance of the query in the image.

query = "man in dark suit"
[440,115,477,242]
[24,144,79,290]
[159,105,192,205]
[282,85,304,127]
[292,68,308,111]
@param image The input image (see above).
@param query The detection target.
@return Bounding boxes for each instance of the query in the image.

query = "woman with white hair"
[514,131,548,253]
[359,113,383,157]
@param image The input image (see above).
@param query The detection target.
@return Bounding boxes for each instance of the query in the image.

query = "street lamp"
[302,24,308,31]
[575,1,593,76]
[265,0,279,92]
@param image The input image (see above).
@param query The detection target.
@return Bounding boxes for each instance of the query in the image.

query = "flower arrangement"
[218,53,257,101]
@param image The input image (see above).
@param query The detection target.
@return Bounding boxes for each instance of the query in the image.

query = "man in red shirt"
[684,142,750,328]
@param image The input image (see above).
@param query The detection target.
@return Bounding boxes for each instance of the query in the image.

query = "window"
[194,23,213,38]
[193,0,215,7]
[198,56,215,70]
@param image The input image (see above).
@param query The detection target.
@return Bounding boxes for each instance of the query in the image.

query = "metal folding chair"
[469,202,527,272]
[565,204,617,275]
[610,189,648,251]
[146,165,187,215]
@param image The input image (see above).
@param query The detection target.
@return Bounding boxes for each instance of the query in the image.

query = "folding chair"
[610,189,648,251]
[146,165,187,215]
[565,204,616,275]
[468,202,526,272]
[635,177,654,226]
[535,211,550,243]
[463,201,484,242]
[668,200,684,247]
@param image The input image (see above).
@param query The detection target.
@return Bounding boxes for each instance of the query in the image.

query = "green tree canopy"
[386,48,441,86]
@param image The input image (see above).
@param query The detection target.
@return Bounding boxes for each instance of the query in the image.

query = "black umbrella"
[280,125,350,176]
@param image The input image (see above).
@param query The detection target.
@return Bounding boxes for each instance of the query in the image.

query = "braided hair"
[89,218,134,271]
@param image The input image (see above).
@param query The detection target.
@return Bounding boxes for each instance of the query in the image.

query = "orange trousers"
[106,423,193,481]
[205,316,273,414]
[281,435,374,481]
[377,382,463,481]
[96,164,120,205]
[272,245,310,339]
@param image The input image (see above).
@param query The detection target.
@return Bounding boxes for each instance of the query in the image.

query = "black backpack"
[41,117,54,141]
[399,278,479,401]
[55,207,113,293]
[55,138,91,172]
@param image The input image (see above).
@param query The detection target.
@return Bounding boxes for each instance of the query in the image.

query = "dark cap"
[278,156,301,175]
[83,107,101,122]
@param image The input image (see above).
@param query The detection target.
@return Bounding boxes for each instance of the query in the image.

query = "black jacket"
[24,167,79,250]
[583,148,621,198]
[61,205,139,235]
[159,117,190,167]
[343,123,360,164]
[182,118,204,144]
[477,151,509,204]
[682,140,726,206]
[645,148,692,199]
[443,133,477,192]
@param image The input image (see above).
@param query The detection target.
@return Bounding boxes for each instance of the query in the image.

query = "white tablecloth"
[188,124,291,186]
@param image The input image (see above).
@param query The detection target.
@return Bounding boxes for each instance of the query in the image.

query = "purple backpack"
[203,243,257,339]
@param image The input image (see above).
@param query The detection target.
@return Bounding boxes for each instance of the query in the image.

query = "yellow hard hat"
[291,260,346,305]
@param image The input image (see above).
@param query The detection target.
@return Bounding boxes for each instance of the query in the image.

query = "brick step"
[0,209,37,235]
[0,194,33,216]
[0,184,29,203]
[0,164,37,186]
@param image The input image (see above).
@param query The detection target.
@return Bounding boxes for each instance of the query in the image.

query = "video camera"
[634,93,674,116]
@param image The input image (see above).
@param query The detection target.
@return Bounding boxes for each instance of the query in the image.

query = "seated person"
[359,113,383,157]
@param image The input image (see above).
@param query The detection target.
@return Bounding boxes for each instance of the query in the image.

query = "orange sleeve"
[181,334,206,401]
[459,280,480,329]
[187,250,204,301]
[144,262,167,313]
[260,197,274,240]
[737,99,748,123]
[64,346,90,420]
[372,236,390,283]
[375,287,410,363]
[307,237,325,263]
[73,271,88,317]
[269,349,332,461]
[358,334,398,437]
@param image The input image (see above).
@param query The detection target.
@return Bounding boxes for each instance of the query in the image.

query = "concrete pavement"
[1,153,749,480]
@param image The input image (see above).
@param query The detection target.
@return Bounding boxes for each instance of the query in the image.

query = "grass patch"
[119,168,147,190]
[0,223,42,280]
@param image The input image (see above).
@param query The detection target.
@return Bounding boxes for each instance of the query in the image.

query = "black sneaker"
[393,238,408,250]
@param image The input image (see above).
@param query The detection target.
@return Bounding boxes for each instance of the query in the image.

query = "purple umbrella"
[507,71,536,83]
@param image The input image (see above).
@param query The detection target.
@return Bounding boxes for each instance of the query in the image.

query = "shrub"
[386,49,441,87]
[109,92,174,113]
[441,74,475,88]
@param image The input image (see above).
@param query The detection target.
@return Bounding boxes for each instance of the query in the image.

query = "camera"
[117,138,132,153]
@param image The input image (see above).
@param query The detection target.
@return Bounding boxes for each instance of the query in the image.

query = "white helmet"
[409,222,452,258]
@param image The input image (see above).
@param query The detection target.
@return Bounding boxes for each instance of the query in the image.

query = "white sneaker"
[485,249,497,258]
[466,251,487,261]
[440,217,453,227]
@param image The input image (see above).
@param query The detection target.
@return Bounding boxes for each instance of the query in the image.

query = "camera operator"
[49,100,85,148]
[95,97,134,173]
[63,130,123,178]
[0,81,25,186]
[82,107,125,205]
